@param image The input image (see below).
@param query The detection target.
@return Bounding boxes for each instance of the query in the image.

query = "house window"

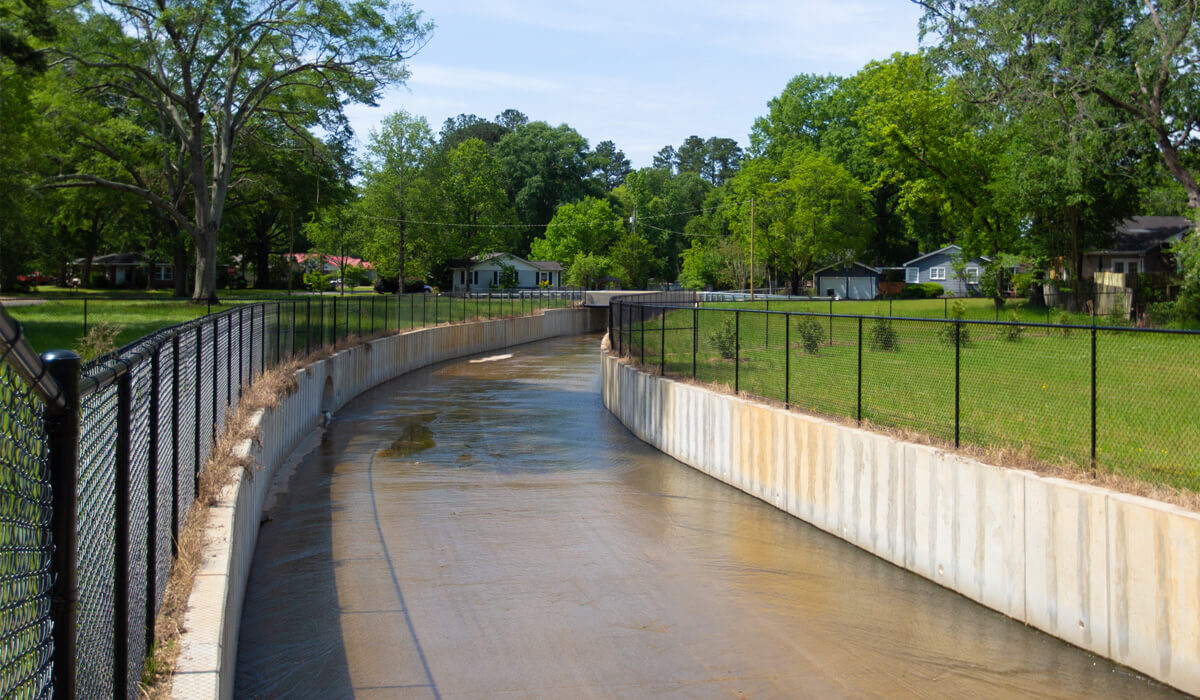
[539,271,549,283]
[460,270,466,285]
[905,267,919,284]
[154,266,173,281]
[492,270,498,285]
[965,266,980,283]
[930,267,947,281]
[472,270,478,285]
[1114,260,1138,274]
[1128,260,1139,274]
[1112,261,1124,274]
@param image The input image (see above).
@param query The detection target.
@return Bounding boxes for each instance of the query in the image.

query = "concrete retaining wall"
[171,308,605,698]
[600,348,1200,696]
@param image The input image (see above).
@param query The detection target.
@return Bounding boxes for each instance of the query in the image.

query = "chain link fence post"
[113,364,132,700]
[1092,326,1098,477]
[857,316,863,425]
[45,350,82,700]
[784,313,790,408]
[735,310,740,394]
[954,320,961,448]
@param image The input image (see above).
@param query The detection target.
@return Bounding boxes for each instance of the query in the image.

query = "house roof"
[449,253,562,271]
[286,253,374,269]
[812,260,881,276]
[902,244,991,267]
[1091,216,1194,254]
[71,253,170,266]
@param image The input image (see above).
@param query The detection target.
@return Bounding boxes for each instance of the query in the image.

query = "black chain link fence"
[0,290,582,699]
[0,354,54,699]
[612,293,1200,492]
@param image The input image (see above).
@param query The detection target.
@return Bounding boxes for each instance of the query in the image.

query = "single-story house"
[812,261,881,300]
[70,253,175,288]
[285,253,376,280]
[449,253,564,292]
[1082,216,1193,279]
[902,245,991,297]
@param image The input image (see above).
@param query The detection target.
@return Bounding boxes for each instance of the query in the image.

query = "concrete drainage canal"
[235,333,1182,698]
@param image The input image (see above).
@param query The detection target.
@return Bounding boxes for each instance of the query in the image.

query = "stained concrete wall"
[600,347,1200,696]
[171,308,606,699]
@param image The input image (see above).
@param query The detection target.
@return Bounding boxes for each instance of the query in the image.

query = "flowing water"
[236,333,1180,699]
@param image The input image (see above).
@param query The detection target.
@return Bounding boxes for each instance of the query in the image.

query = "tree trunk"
[193,229,219,302]
[172,231,190,297]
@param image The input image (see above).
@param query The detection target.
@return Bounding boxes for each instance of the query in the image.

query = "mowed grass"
[705,296,1103,325]
[619,307,1200,492]
[6,293,575,354]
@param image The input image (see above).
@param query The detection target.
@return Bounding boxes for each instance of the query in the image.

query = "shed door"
[848,277,875,299]
[818,278,846,299]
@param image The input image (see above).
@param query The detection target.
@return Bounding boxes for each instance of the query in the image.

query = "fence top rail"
[619,299,1200,336]
[0,302,67,410]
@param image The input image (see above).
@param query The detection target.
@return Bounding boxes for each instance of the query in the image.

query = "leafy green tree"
[652,145,677,173]
[435,138,514,260]
[439,113,510,151]
[855,53,1013,260]
[608,233,658,288]
[726,147,870,293]
[495,121,594,248]
[589,140,631,190]
[565,252,608,289]
[498,262,518,289]
[360,110,435,285]
[919,0,1200,213]
[529,197,623,265]
[48,0,432,301]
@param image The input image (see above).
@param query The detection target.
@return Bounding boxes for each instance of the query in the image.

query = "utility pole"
[749,197,755,300]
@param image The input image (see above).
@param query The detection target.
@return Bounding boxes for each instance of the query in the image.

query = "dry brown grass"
[612,348,1200,514]
[74,321,122,361]
[140,330,402,698]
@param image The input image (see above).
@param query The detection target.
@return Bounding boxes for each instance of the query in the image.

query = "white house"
[449,253,564,292]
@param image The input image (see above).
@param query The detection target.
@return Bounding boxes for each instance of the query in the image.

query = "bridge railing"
[0,289,582,699]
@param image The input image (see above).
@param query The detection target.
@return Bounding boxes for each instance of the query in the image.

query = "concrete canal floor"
[235,334,1181,699]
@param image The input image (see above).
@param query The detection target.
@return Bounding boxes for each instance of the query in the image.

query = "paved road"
[236,334,1180,699]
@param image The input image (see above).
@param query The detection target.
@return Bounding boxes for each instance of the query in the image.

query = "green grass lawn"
[6,292,575,355]
[619,306,1200,492]
[705,296,1104,325]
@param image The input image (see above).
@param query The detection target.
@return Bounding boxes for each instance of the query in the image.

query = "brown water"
[235,333,1180,699]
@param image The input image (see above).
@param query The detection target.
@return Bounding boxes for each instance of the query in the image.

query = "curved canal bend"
[236,334,1178,698]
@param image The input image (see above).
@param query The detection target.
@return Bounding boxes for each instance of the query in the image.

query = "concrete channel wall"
[171,308,606,699]
[600,348,1200,696]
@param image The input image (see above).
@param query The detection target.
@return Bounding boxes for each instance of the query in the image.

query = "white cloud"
[408,65,562,93]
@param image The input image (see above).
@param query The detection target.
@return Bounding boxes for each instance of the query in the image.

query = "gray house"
[812,261,881,300]
[449,253,564,292]
[902,245,991,297]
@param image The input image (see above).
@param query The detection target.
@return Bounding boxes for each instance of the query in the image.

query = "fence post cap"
[41,349,81,363]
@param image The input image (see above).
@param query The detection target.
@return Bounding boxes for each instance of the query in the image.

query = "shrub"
[303,270,330,292]
[936,300,972,347]
[1055,310,1074,335]
[708,317,738,359]
[1145,301,1176,327]
[1011,273,1034,297]
[374,276,400,294]
[795,316,824,355]
[868,317,898,351]
[899,282,944,299]
[74,321,122,361]
[1000,310,1024,342]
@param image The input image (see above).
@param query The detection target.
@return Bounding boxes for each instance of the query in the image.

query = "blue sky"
[344,1,926,168]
